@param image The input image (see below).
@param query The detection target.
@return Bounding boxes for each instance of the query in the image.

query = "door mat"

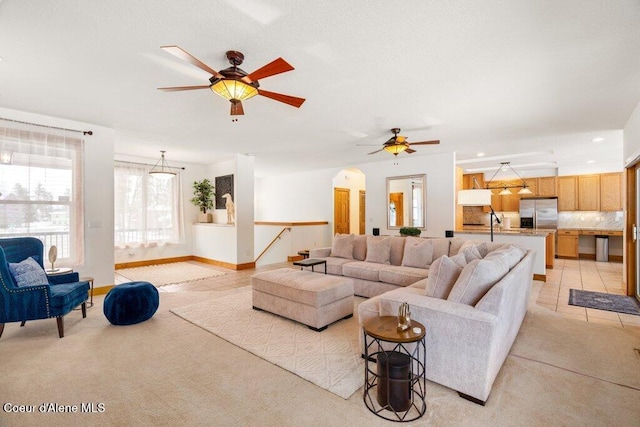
[569,289,640,316]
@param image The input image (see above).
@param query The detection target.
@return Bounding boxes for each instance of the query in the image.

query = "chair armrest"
[48,272,80,285]
[0,283,53,321]
[309,247,331,258]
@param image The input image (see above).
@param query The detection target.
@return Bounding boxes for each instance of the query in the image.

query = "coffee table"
[362,316,427,422]
[292,258,327,274]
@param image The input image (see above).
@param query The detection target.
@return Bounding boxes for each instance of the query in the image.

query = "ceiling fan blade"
[405,148,417,154]
[157,85,211,91]
[408,140,440,145]
[230,101,245,116]
[161,45,224,79]
[258,89,305,108]
[243,58,294,83]
[367,148,385,155]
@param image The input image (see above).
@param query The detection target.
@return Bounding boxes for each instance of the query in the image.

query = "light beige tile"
[587,316,623,327]
[586,308,621,321]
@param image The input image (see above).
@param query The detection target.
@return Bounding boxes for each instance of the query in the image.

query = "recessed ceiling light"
[592,137,604,142]
[476,152,485,157]
[587,160,595,164]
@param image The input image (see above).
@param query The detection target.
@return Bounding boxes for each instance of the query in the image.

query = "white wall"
[113,154,207,265]
[0,107,115,289]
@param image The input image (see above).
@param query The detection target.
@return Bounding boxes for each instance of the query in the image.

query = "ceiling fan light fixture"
[149,150,176,179]
[211,79,259,102]
[383,144,408,155]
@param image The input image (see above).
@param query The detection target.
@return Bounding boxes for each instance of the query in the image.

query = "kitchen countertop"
[457,226,554,237]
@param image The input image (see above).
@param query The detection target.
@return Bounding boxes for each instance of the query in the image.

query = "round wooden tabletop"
[363,316,425,343]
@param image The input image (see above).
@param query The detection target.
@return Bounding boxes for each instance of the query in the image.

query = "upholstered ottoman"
[251,268,354,331]
[103,281,159,325]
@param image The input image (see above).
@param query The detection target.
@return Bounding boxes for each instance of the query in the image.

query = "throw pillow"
[9,257,49,288]
[425,255,463,299]
[456,240,476,255]
[352,235,368,261]
[449,252,468,268]
[330,234,354,259]
[460,245,482,263]
[401,237,433,268]
[365,236,391,264]
[447,258,509,306]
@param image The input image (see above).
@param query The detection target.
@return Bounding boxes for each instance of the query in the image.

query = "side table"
[363,316,426,422]
[292,258,327,274]
[80,276,95,308]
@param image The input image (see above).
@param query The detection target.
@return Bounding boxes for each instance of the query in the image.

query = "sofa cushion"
[9,257,49,287]
[401,237,433,268]
[425,255,463,299]
[449,252,468,268]
[353,235,368,261]
[379,265,429,287]
[460,244,482,263]
[447,257,509,306]
[321,257,357,275]
[389,236,406,266]
[365,236,391,264]
[330,234,354,259]
[430,238,451,259]
[342,261,386,281]
[448,237,466,257]
[484,244,526,269]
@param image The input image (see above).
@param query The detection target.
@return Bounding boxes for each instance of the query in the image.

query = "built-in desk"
[557,228,623,262]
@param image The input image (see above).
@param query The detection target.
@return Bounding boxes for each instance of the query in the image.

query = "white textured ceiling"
[0,0,638,177]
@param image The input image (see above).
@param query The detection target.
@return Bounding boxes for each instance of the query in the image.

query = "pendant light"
[149,151,176,179]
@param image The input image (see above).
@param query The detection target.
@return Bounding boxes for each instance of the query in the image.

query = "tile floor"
[115,258,640,330]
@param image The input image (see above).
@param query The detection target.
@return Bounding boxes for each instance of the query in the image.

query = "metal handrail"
[255,227,291,263]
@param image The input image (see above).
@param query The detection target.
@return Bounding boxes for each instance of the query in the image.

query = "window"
[114,162,183,248]
[0,125,84,266]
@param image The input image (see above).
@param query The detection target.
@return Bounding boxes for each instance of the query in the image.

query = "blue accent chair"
[0,237,90,339]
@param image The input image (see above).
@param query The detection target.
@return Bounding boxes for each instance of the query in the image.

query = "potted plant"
[191,179,215,223]
[399,227,421,237]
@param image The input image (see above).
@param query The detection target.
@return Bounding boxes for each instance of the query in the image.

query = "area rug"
[117,262,226,287]
[171,288,364,399]
[569,289,640,316]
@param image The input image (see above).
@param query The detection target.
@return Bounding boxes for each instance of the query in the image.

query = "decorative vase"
[198,213,213,223]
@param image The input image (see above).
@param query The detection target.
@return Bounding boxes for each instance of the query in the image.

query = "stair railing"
[255,227,292,263]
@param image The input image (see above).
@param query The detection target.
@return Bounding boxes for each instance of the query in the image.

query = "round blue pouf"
[103,281,159,325]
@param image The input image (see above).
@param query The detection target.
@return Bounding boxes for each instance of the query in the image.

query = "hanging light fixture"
[383,143,408,155]
[485,162,532,195]
[149,151,176,179]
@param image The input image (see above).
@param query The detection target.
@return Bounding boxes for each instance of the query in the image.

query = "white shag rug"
[117,262,226,287]
[171,288,364,399]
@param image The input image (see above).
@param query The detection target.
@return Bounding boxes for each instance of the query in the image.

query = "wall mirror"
[387,174,426,229]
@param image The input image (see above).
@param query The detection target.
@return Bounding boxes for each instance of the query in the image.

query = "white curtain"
[114,161,184,249]
[0,121,85,267]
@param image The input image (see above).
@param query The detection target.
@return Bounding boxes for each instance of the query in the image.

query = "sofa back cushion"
[330,233,354,259]
[365,236,391,264]
[447,257,509,306]
[425,255,463,299]
[353,235,368,261]
[401,237,433,268]
[484,244,526,269]
[389,237,406,266]
[430,238,451,260]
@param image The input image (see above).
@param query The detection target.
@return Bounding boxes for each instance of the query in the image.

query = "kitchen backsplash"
[463,206,624,230]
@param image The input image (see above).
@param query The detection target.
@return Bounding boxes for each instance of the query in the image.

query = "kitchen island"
[455,227,555,281]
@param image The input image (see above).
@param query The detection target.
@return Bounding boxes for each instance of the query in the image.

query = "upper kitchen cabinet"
[600,172,623,211]
[537,177,557,197]
[578,175,600,211]
[558,176,578,211]
[463,173,484,190]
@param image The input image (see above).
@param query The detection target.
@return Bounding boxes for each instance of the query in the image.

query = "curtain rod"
[0,117,93,135]
[115,159,186,170]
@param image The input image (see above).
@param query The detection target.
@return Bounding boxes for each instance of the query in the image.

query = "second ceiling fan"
[367,128,440,156]
[158,46,305,120]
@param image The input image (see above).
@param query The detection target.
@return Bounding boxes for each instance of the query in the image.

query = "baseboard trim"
[93,285,114,296]
[115,256,193,270]
[191,256,255,270]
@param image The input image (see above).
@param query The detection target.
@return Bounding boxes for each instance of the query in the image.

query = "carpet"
[117,262,226,287]
[171,288,364,399]
[569,289,640,316]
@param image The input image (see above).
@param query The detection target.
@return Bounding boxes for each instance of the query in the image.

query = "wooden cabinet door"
[557,230,579,258]
[501,191,520,212]
[483,189,502,213]
[600,173,622,211]
[463,173,484,190]
[578,175,600,211]
[537,177,557,197]
[558,176,578,211]
[522,178,537,196]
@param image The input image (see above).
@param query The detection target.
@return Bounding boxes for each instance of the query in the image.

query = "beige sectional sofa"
[310,234,535,404]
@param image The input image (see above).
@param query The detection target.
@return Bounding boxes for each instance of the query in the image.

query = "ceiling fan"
[157,46,305,120]
[365,128,440,156]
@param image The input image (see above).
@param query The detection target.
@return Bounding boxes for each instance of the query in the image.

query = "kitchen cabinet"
[558,176,578,211]
[463,173,484,190]
[522,178,537,196]
[483,188,502,213]
[557,229,579,258]
[600,172,623,211]
[537,177,557,197]
[578,175,600,211]
[500,187,520,212]
[546,231,555,268]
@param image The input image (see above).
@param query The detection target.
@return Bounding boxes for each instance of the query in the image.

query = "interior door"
[389,192,404,227]
[334,187,350,234]
[359,190,366,235]
[636,169,640,300]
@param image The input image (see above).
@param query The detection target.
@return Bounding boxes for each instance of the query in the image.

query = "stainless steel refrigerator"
[519,197,558,229]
